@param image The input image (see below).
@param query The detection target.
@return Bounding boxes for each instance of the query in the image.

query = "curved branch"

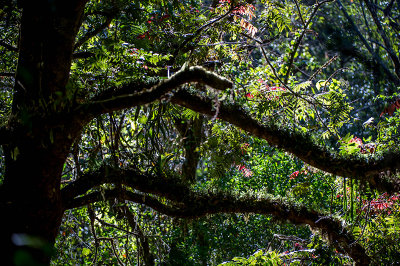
[61,165,192,206]
[64,172,370,265]
[171,89,400,193]
[74,66,233,120]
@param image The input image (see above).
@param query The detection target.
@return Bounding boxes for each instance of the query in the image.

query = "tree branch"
[173,115,203,182]
[74,14,114,51]
[118,205,155,265]
[74,66,233,120]
[61,165,192,206]
[72,51,96,59]
[284,0,334,84]
[63,167,370,265]
[169,7,234,64]
[171,89,400,193]
[363,0,400,79]
[336,0,400,87]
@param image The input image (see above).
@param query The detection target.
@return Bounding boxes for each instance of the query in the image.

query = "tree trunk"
[0,142,69,265]
[0,1,87,264]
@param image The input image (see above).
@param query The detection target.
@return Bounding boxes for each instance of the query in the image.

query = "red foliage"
[236,164,253,177]
[380,98,400,117]
[289,170,299,180]
[245,93,254,98]
[359,193,400,214]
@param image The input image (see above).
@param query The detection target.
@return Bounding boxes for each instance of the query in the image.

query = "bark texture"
[0,1,87,264]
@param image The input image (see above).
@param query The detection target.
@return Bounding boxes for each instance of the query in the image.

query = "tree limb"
[72,51,96,59]
[62,167,370,265]
[171,89,400,193]
[118,205,155,265]
[336,0,400,87]
[61,165,192,205]
[169,7,234,64]
[74,14,114,51]
[363,0,400,79]
[284,0,334,84]
[74,66,233,120]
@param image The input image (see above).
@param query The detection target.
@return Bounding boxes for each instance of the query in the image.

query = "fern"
[294,81,311,92]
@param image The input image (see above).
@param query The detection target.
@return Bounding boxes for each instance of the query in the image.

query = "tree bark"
[0,1,87,264]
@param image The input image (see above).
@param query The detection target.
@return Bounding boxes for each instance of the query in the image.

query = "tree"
[1,0,400,264]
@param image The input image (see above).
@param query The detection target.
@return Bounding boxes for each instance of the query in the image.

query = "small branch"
[293,0,305,26]
[171,8,234,63]
[173,115,203,182]
[72,51,96,59]
[87,205,99,265]
[284,0,334,84]
[74,15,114,51]
[119,205,155,265]
[383,0,396,16]
[363,0,400,79]
[336,0,400,86]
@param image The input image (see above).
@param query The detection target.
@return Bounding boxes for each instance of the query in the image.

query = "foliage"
[2,0,400,265]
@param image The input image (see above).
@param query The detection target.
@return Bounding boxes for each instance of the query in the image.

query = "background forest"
[1,0,400,265]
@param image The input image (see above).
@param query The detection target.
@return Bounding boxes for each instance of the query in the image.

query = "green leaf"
[82,248,91,256]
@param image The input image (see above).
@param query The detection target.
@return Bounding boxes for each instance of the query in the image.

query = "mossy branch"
[75,66,232,120]
[171,89,400,193]
[62,165,370,265]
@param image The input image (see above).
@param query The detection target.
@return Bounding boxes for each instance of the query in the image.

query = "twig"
[284,0,335,84]
[336,0,400,87]
[293,0,305,26]
[74,14,115,51]
[171,7,234,62]
[87,205,99,265]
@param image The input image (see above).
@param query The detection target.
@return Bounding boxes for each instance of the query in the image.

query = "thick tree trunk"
[0,142,69,264]
[0,1,87,264]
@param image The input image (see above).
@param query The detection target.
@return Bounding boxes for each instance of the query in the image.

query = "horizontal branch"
[61,166,193,205]
[66,189,183,216]
[72,51,95,59]
[171,89,400,193]
[74,66,233,120]
[63,166,370,265]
